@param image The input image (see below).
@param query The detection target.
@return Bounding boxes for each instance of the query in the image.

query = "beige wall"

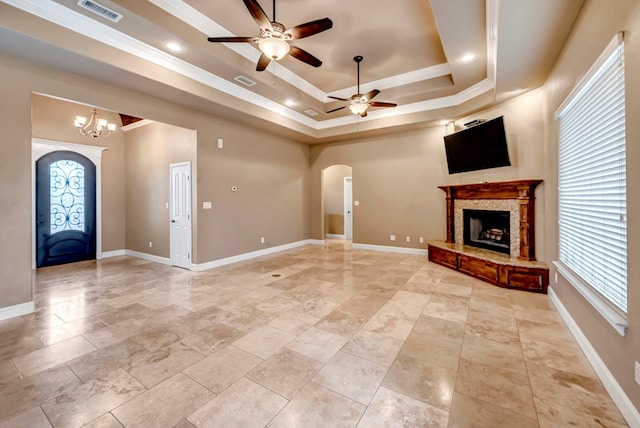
[196,123,310,262]
[0,59,32,308]
[0,53,311,310]
[309,89,547,253]
[31,94,126,253]
[125,122,196,258]
[323,164,352,235]
[543,0,640,408]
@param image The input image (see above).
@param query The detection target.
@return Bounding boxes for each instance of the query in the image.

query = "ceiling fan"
[327,56,398,117]
[207,0,332,72]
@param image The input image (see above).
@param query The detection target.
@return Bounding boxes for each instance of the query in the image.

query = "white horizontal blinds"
[557,36,627,312]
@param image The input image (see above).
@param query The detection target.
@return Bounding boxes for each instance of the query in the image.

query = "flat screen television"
[443,116,511,174]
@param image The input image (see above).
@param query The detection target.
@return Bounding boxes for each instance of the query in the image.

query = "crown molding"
[316,79,495,129]
[4,0,319,129]
[4,0,500,132]
[121,119,155,132]
[326,63,451,100]
[486,0,500,90]
[148,0,329,103]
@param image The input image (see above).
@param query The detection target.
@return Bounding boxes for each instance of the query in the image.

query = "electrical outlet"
[635,361,640,385]
[390,235,396,241]
[148,241,152,248]
[260,237,265,244]
[555,272,558,284]
[419,237,424,244]
[406,236,411,243]
[217,138,223,149]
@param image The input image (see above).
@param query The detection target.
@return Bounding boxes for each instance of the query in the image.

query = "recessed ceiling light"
[459,53,475,63]
[285,99,296,107]
[164,41,183,52]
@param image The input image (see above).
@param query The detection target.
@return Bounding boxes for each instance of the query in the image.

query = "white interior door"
[344,177,353,240]
[170,162,192,269]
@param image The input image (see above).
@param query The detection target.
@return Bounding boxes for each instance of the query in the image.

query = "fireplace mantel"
[438,179,542,261]
[429,179,547,294]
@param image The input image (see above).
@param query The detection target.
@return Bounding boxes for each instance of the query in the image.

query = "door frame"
[344,176,353,240]
[32,138,106,269]
[169,161,192,268]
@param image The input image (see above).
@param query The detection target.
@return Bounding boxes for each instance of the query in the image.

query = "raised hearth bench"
[428,179,549,293]
[428,240,549,293]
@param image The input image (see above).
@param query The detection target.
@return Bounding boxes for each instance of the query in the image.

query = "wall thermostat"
[231,186,238,192]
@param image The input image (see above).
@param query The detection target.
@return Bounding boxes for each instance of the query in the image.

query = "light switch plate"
[203,201,212,209]
[354,201,360,206]
[390,235,396,241]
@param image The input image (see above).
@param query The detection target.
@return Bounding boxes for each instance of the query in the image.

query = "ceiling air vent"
[77,0,123,23]
[234,76,256,87]
[304,110,319,117]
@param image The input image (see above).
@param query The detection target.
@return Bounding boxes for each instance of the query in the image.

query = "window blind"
[556,35,627,313]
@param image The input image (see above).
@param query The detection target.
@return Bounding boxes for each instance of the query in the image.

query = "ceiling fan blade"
[256,53,271,71]
[327,96,348,102]
[242,0,272,31]
[370,101,397,108]
[207,36,258,43]
[364,90,380,101]
[326,106,347,114]
[289,46,322,67]
[285,18,333,40]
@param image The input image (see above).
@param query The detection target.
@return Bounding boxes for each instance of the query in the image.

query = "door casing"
[32,138,106,269]
[169,161,192,269]
[344,176,353,240]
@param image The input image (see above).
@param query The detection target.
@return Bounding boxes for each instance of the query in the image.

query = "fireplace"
[428,179,549,294]
[463,209,510,255]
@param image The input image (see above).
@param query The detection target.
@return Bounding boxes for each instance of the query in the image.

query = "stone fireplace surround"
[428,179,549,293]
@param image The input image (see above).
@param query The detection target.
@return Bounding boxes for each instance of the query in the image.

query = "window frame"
[554,33,628,336]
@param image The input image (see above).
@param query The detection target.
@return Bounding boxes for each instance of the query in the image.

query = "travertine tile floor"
[0,240,627,427]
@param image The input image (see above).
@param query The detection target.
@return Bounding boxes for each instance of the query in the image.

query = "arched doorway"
[322,164,353,240]
[36,150,96,267]
[32,139,106,268]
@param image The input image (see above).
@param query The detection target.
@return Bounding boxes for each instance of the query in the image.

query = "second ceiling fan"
[327,56,398,117]
[207,0,332,71]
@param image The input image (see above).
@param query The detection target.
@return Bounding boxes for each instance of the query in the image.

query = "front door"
[36,151,96,267]
[170,162,192,269]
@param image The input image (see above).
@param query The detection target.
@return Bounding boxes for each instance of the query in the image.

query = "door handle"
[171,220,176,223]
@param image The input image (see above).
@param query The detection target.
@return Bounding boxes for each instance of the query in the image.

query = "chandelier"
[74,108,117,138]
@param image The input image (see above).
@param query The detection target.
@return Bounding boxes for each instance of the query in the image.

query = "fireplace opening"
[463,209,510,255]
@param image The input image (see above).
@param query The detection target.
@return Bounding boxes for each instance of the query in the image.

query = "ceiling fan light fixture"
[349,102,369,115]
[258,36,290,60]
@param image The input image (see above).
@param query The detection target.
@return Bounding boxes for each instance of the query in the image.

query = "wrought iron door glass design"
[49,160,85,234]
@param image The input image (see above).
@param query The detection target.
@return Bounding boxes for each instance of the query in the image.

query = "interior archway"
[321,164,353,240]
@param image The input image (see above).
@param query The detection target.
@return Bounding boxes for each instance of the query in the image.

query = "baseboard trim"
[0,301,35,321]
[124,250,171,265]
[101,249,126,259]
[192,239,323,272]
[548,286,640,427]
[352,243,428,256]
[325,234,346,239]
